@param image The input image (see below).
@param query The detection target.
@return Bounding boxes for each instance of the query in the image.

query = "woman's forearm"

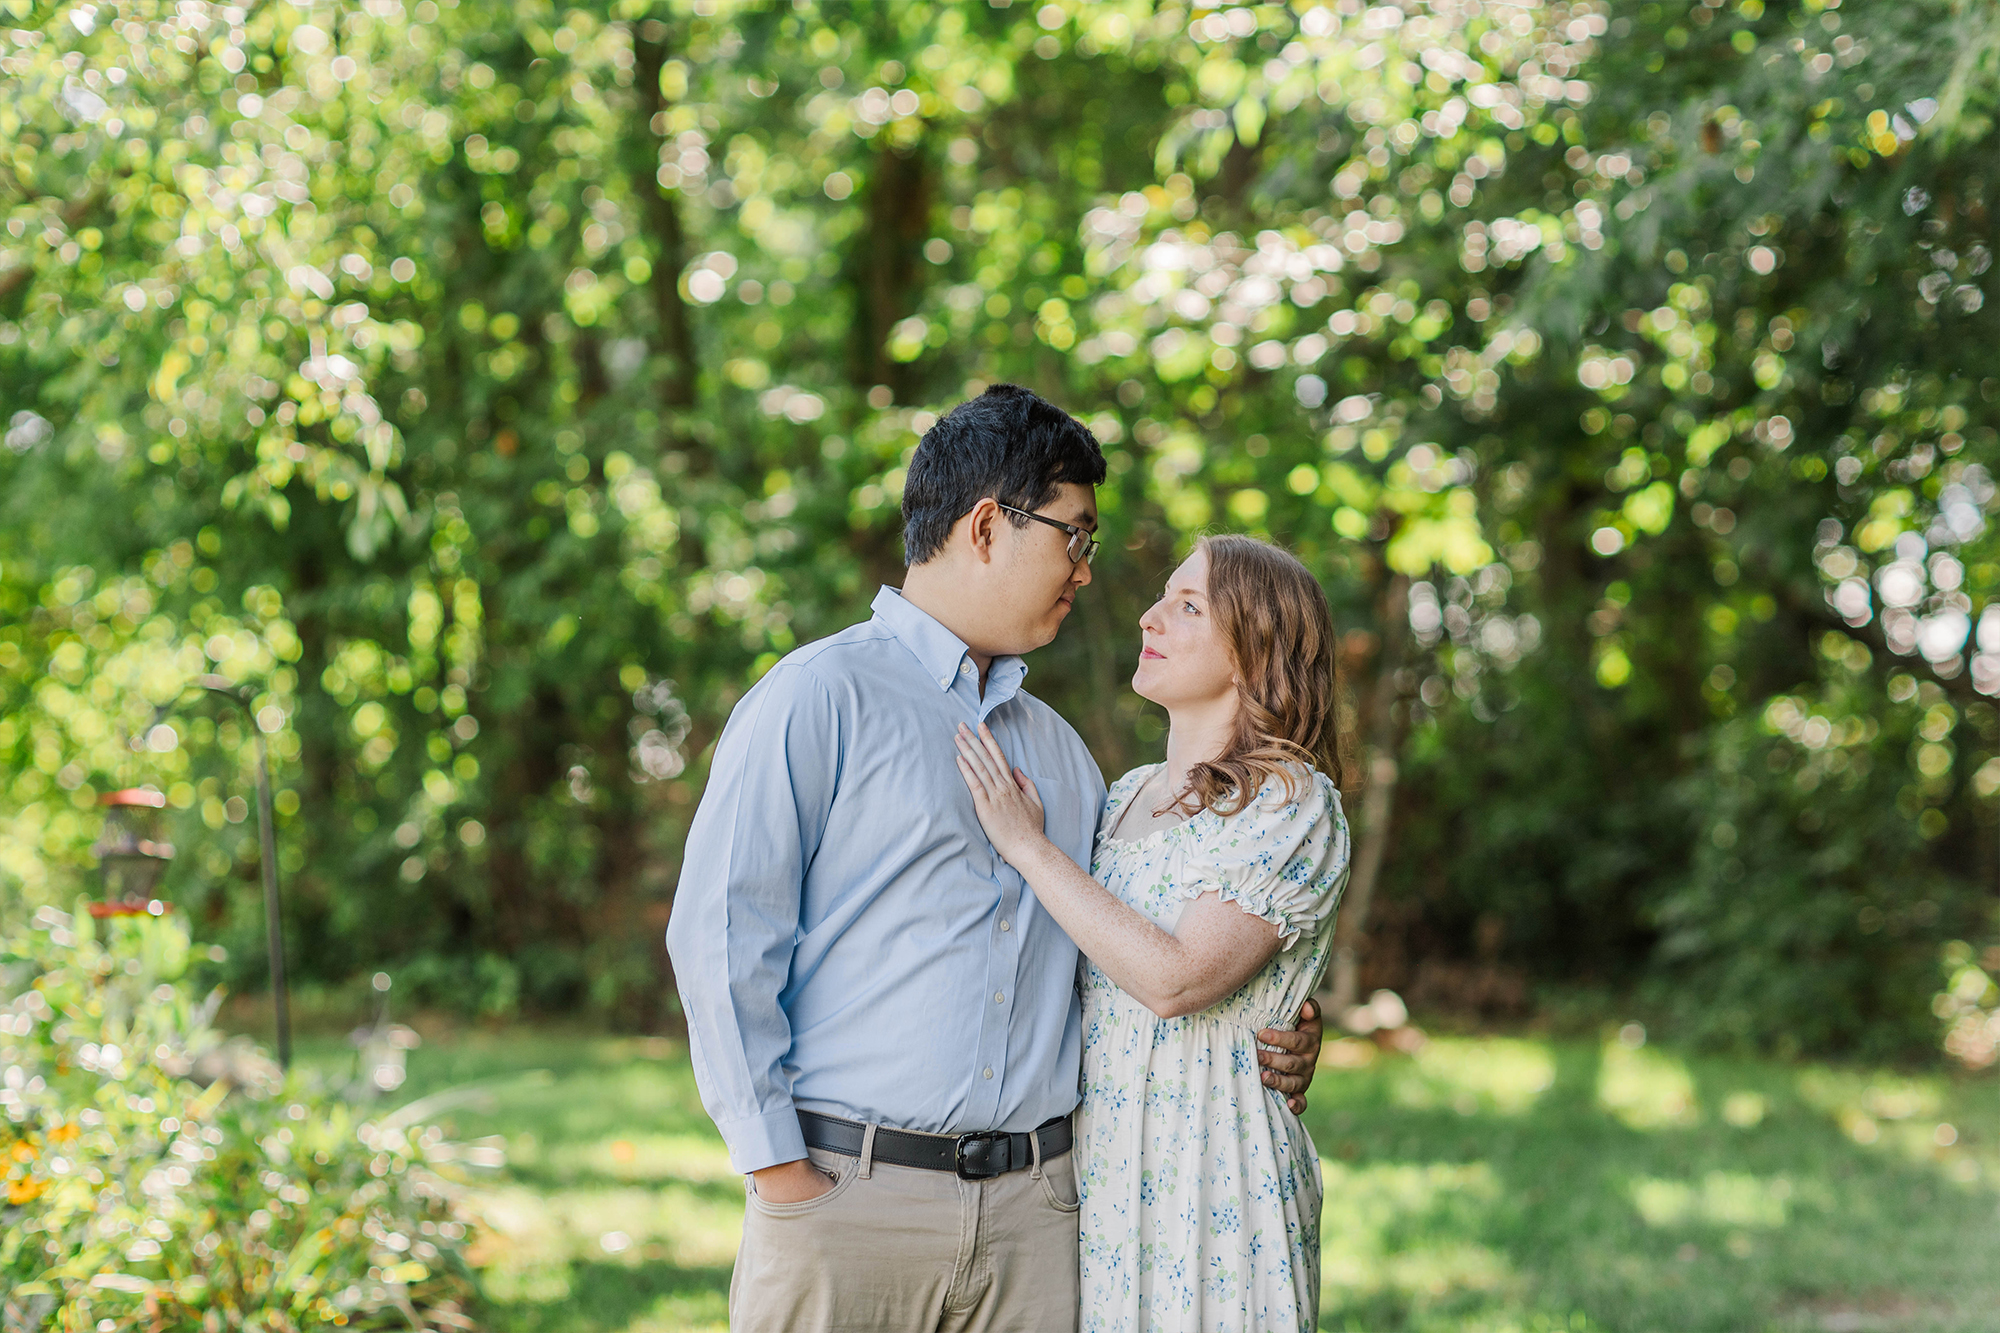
[950,723,1280,1016]
[1011,837,1273,1018]
[1012,838,1185,1012]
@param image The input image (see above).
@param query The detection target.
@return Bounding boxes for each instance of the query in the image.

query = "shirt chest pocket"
[1027,778,1092,866]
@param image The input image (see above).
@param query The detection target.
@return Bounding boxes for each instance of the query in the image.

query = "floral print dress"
[1077,764,1350,1333]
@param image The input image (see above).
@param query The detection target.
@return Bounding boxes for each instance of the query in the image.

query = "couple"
[667,385,1350,1333]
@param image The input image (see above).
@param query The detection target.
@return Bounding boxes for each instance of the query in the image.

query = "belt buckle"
[953,1130,1008,1180]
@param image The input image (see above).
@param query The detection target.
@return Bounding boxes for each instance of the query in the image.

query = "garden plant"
[0,904,487,1331]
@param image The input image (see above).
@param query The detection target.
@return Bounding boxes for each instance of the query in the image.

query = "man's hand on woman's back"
[1256,997,1325,1116]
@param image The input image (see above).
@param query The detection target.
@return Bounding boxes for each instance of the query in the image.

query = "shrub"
[1649,681,1986,1061]
[1937,939,2000,1070]
[0,903,489,1331]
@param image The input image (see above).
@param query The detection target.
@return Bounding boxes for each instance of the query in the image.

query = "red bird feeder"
[89,788,175,919]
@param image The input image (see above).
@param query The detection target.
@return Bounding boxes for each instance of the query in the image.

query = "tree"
[5,0,1997,1055]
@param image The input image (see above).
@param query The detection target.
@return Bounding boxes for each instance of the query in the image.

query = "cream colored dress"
[1076,765,1350,1333]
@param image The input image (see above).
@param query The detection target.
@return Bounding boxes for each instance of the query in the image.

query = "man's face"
[991,482,1098,654]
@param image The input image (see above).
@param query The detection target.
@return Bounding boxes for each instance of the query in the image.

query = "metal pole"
[252,727,292,1070]
[194,675,292,1071]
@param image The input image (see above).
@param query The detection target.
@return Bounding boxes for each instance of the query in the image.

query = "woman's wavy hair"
[1173,534,1341,817]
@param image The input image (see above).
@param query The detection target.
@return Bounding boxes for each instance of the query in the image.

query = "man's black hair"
[900,384,1107,565]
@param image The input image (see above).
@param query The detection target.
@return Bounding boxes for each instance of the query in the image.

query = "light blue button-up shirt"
[666,587,1107,1173]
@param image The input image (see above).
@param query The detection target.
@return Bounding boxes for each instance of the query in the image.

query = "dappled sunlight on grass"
[1626,1171,1797,1230]
[1320,1160,1521,1322]
[272,1024,2000,1332]
[1307,1033,2000,1331]
[1720,1090,1768,1128]
[606,1293,731,1333]
[1391,1036,1558,1116]
[473,1180,743,1274]
[1792,1064,1992,1190]
[1594,1038,1699,1130]
[1797,1067,1942,1128]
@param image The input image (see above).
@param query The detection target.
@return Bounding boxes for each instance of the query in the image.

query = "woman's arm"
[956,724,1283,1019]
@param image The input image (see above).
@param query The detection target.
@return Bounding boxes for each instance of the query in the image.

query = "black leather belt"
[798,1110,1071,1180]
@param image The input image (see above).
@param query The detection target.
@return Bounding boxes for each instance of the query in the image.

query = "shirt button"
[999,920,1011,932]
[960,661,974,677]
[940,676,951,687]
[983,1067,994,1080]
[993,991,1004,1003]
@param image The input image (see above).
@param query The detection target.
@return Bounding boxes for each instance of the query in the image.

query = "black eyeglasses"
[997,503,1100,567]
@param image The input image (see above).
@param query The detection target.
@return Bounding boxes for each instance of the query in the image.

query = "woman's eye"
[1183,601,1199,615]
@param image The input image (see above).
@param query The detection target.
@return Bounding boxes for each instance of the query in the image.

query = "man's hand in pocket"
[752,1157,837,1203]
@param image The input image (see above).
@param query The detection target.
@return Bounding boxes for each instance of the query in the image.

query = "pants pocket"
[1038,1152,1081,1213]
[745,1148,857,1218]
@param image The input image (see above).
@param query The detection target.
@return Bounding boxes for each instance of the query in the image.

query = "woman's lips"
[1140,647,1165,659]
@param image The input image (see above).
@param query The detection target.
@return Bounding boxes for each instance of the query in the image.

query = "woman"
[953,533,1349,1333]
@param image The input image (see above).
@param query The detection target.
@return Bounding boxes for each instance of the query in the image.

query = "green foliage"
[0,905,482,1330]
[3,0,2000,1053]
[1652,671,1984,1060]
[1937,938,2000,1071]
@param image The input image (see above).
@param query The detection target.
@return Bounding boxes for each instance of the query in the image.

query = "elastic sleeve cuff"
[721,1105,808,1174]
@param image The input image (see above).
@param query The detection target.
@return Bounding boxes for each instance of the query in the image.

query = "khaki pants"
[730,1140,1081,1333]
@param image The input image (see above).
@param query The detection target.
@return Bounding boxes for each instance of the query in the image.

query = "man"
[667,385,1324,1332]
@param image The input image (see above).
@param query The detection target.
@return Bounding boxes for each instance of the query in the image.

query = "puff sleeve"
[1176,767,1351,949]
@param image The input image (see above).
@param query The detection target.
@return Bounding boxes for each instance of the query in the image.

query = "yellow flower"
[8,1142,36,1163]
[7,1177,46,1205]
[49,1123,80,1145]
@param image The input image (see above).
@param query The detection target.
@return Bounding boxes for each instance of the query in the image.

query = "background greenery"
[6,0,2000,1058]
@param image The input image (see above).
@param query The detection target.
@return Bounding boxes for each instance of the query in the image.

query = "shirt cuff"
[721,1105,808,1174]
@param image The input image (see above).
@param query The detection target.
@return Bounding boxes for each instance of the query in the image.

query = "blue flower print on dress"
[1074,763,1350,1333]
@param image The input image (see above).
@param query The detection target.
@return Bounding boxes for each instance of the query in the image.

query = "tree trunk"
[590,713,647,1022]
[1215,133,1263,219]
[631,27,697,413]
[1326,571,1409,1016]
[849,142,931,397]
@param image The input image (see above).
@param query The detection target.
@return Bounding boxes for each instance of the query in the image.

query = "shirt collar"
[872,586,1027,696]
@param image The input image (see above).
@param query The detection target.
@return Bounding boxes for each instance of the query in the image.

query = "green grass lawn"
[281,1022,2000,1332]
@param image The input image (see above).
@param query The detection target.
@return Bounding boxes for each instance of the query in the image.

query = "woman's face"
[1133,547,1238,711]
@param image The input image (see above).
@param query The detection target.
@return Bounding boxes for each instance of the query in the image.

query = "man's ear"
[963,497,1003,565]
